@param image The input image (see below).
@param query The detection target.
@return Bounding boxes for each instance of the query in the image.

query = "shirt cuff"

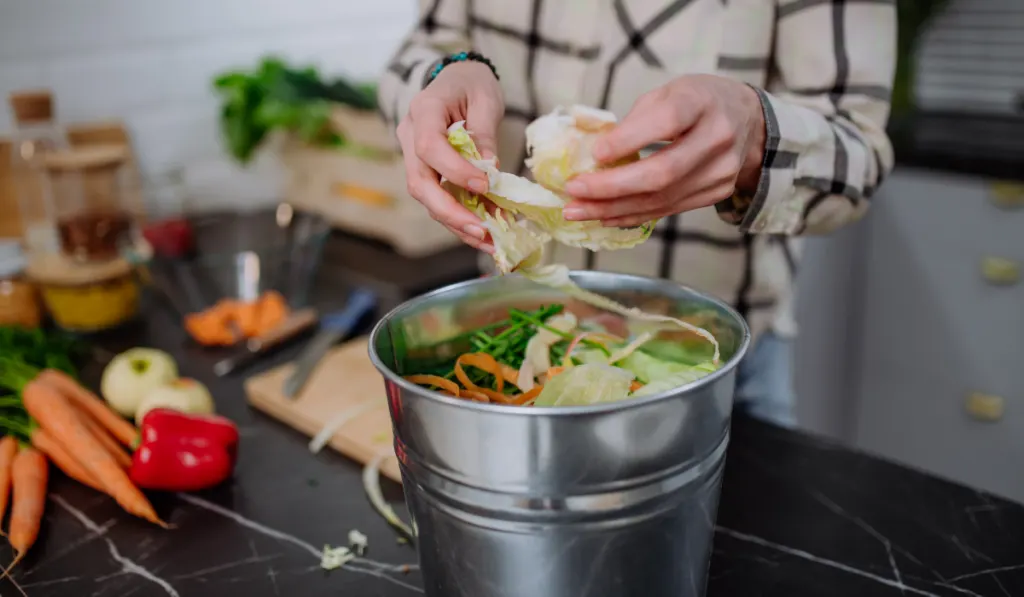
[715,87,800,234]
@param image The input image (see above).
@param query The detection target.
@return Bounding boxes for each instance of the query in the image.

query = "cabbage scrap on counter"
[404,106,725,406]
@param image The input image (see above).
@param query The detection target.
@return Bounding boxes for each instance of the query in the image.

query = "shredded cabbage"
[615,350,718,385]
[533,363,635,407]
[447,121,653,253]
[631,364,719,397]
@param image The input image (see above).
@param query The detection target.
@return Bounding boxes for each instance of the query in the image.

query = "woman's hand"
[561,74,766,227]
[397,61,504,252]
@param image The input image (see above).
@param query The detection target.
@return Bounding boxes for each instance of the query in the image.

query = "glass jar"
[43,145,133,262]
[26,252,139,332]
[0,241,42,328]
[8,91,67,256]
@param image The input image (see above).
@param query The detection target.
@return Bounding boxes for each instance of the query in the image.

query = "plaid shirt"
[379,0,896,342]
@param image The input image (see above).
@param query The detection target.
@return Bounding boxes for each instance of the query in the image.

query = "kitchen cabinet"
[852,168,1024,504]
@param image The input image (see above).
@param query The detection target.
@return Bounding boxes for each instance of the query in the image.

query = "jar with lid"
[25,252,140,332]
[0,240,43,328]
[7,90,67,256]
[42,145,134,262]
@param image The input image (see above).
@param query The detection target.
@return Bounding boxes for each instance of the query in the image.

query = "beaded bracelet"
[424,51,499,87]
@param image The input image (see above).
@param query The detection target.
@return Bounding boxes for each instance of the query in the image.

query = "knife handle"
[247,308,319,351]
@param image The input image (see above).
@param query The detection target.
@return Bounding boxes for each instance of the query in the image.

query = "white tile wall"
[0,0,416,208]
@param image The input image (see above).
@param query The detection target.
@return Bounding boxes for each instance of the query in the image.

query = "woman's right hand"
[397,60,504,252]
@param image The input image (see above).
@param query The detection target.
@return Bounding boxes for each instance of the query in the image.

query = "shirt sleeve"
[377,0,471,132]
[715,0,897,236]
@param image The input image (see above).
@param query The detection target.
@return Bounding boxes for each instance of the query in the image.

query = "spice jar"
[0,241,42,328]
[42,145,134,262]
[7,90,68,255]
[26,252,140,332]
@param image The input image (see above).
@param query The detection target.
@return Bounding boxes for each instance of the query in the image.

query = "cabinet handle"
[965,392,1004,422]
[989,182,1024,210]
[980,257,1020,286]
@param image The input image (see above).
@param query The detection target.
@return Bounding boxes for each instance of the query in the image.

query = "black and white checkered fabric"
[379,0,896,342]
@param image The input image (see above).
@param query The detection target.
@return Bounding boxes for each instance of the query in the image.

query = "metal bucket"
[369,271,750,597]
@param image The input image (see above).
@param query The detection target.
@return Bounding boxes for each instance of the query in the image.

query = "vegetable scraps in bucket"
[404,106,724,406]
[402,303,720,407]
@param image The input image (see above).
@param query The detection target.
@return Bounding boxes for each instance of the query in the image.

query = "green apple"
[135,378,215,425]
[101,348,179,418]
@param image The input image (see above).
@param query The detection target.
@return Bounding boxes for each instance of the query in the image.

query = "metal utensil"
[213,307,319,377]
[282,288,377,399]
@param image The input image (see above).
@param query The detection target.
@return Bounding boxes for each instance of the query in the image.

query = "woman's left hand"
[561,74,766,227]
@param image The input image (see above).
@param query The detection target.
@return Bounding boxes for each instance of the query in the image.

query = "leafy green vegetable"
[614,350,716,385]
[533,363,635,407]
[214,56,381,163]
[447,122,653,254]
[637,338,716,367]
[0,326,85,383]
[631,365,718,397]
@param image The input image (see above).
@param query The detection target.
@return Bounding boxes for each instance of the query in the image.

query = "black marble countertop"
[2,253,1023,596]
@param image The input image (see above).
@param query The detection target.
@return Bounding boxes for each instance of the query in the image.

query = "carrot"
[235,300,261,338]
[37,369,138,447]
[404,375,462,398]
[254,291,289,336]
[21,379,165,527]
[0,436,18,536]
[30,428,105,493]
[77,409,132,469]
[2,446,47,579]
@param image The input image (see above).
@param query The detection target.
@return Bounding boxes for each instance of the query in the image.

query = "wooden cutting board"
[244,336,401,482]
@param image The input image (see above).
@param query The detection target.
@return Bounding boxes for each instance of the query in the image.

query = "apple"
[135,378,215,426]
[101,348,179,418]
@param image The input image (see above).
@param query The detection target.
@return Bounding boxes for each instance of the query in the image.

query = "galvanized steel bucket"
[369,271,750,597]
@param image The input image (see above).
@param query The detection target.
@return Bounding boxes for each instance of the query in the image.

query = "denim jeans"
[734,330,797,429]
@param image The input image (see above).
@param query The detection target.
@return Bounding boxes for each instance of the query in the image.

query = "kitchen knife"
[282,288,377,399]
[212,307,319,377]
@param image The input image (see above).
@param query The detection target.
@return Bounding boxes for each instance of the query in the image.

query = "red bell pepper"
[130,409,239,492]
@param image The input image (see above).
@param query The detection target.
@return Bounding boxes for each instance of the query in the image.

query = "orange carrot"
[21,379,165,527]
[2,446,47,579]
[30,428,105,493]
[77,409,132,469]
[404,375,462,398]
[37,369,138,447]
[0,437,18,536]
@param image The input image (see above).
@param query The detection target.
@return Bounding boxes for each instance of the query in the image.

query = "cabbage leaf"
[533,363,635,407]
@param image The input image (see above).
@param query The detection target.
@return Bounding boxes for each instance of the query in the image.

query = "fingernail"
[479,243,495,254]
[565,180,587,196]
[563,206,586,221]
[593,139,610,161]
[468,178,488,194]
[463,224,486,239]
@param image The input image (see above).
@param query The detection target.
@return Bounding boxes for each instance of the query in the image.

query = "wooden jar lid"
[42,145,128,172]
[9,90,54,125]
[25,252,133,286]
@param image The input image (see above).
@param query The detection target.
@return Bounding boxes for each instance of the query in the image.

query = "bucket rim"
[367,270,752,416]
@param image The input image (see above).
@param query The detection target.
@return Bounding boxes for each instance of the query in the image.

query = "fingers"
[591,87,705,164]
[562,192,669,222]
[400,127,493,253]
[409,98,490,194]
[599,185,724,228]
[466,92,504,161]
[565,135,698,199]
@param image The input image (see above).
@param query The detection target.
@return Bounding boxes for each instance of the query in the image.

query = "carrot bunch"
[0,360,168,576]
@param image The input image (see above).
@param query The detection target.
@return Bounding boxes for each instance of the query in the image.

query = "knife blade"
[282,288,377,399]
[212,307,319,377]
